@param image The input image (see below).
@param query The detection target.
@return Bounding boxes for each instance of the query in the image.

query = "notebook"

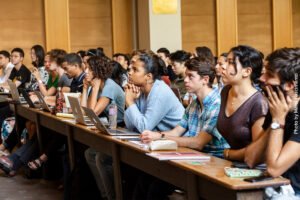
[82,106,140,136]
[34,91,53,112]
[68,96,94,126]
[7,79,26,104]
[146,152,211,161]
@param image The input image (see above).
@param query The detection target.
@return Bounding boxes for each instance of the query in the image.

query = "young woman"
[217,45,268,167]
[27,45,48,91]
[81,57,125,124]
[214,53,228,91]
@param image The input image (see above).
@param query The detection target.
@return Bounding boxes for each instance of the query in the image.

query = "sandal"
[0,156,14,175]
[27,158,45,170]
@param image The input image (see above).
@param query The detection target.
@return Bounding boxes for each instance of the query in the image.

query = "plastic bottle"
[55,87,65,114]
[108,102,118,129]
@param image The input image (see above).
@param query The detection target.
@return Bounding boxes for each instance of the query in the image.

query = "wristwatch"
[270,121,285,130]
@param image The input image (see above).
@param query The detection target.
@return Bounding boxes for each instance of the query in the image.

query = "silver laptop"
[68,96,94,126]
[34,91,53,112]
[82,106,140,136]
[7,79,26,103]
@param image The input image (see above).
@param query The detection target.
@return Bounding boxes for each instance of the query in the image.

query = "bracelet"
[225,149,230,159]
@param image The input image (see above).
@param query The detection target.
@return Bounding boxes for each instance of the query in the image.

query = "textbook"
[146,152,210,161]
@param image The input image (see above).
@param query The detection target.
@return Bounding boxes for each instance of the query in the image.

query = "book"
[146,152,210,161]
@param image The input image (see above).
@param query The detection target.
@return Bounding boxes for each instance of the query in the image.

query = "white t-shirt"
[0,62,14,83]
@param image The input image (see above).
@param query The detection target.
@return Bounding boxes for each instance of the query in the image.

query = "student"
[8,48,31,89]
[157,47,177,81]
[62,53,85,93]
[252,48,300,196]
[0,50,14,84]
[137,58,230,200]
[32,49,71,97]
[169,50,191,102]
[141,58,229,157]
[81,57,125,122]
[217,45,268,165]
[110,60,128,88]
[214,53,228,91]
[27,45,49,91]
[83,56,125,199]
[125,52,184,133]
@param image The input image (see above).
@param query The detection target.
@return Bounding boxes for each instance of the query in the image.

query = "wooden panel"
[237,0,272,56]
[181,0,216,55]
[69,0,112,56]
[273,0,293,49]
[0,0,45,67]
[293,0,300,47]
[45,0,70,52]
[216,0,237,55]
[112,0,133,54]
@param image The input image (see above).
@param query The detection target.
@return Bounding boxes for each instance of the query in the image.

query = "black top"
[217,85,268,149]
[263,102,300,193]
[70,72,85,93]
[9,65,31,89]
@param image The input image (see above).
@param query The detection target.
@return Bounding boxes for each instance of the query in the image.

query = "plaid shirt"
[179,88,230,158]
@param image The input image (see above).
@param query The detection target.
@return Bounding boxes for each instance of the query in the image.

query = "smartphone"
[244,175,273,183]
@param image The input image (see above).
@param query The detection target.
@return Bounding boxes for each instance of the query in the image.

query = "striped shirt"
[179,88,230,158]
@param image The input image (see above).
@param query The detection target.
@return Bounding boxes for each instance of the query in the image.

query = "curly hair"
[87,56,113,81]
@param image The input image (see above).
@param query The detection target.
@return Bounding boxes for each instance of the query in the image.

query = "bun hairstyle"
[185,57,216,88]
[229,45,263,84]
[266,47,300,96]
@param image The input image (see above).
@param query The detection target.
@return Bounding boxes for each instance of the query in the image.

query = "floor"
[0,172,63,200]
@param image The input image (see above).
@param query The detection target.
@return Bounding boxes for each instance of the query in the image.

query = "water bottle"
[108,102,117,129]
[55,87,65,114]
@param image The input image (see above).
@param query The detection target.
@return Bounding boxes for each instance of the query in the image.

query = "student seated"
[255,48,300,196]
[141,58,229,158]
[0,50,14,84]
[217,45,268,166]
[214,53,228,91]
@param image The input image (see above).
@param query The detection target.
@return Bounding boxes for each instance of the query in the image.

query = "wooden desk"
[14,105,290,200]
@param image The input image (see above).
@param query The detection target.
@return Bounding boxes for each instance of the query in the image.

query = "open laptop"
[82,106,140,136]
[7,79,26,103]
[34,91,53,112]
[68,96,94,126]
[20,89,40,108]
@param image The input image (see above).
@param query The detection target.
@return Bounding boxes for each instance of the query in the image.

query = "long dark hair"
[31,45,45,68]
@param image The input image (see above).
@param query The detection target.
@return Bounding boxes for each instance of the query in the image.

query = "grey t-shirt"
[58,74,72,88]
[97,78,125,123]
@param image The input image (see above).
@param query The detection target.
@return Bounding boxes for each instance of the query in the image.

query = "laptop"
[82,106,140,136]
[20,89,40,108]
[68,96,94,126]
[7,79,26,103]
[34,91,53,112]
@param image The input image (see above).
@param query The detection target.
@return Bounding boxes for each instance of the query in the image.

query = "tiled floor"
[0,172,63,200]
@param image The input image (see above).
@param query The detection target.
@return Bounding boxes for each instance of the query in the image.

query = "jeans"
[9,138,38,171]
[85,148,115,200]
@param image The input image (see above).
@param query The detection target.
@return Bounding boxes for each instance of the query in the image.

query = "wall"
[181,0,216,55]
[0,0,45,68]
[69,0,113,56]
[293,0,300,47]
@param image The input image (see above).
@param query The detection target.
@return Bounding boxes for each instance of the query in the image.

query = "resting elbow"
[267,167,282,178]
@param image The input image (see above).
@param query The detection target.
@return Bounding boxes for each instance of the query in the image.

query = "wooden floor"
[0,172,63,200]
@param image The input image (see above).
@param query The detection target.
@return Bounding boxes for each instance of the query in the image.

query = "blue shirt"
[125,80,184,133]
[179,88,230,158]
[98,78,125,123]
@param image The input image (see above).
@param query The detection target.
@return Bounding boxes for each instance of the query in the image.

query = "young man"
[0,50,14,84]
[249,47,300,196]
[62,53,85,93]
[157,47,177,81]
[137,58,229,200]
[263,48,300,196]
[8,48,31,88]
[141,58,229,158]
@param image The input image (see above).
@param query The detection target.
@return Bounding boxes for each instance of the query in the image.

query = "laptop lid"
[68,96,93,126]
[8,79,20,101]
[20,89,37,108]
[34,91,52,112]
[82,106,140,136]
